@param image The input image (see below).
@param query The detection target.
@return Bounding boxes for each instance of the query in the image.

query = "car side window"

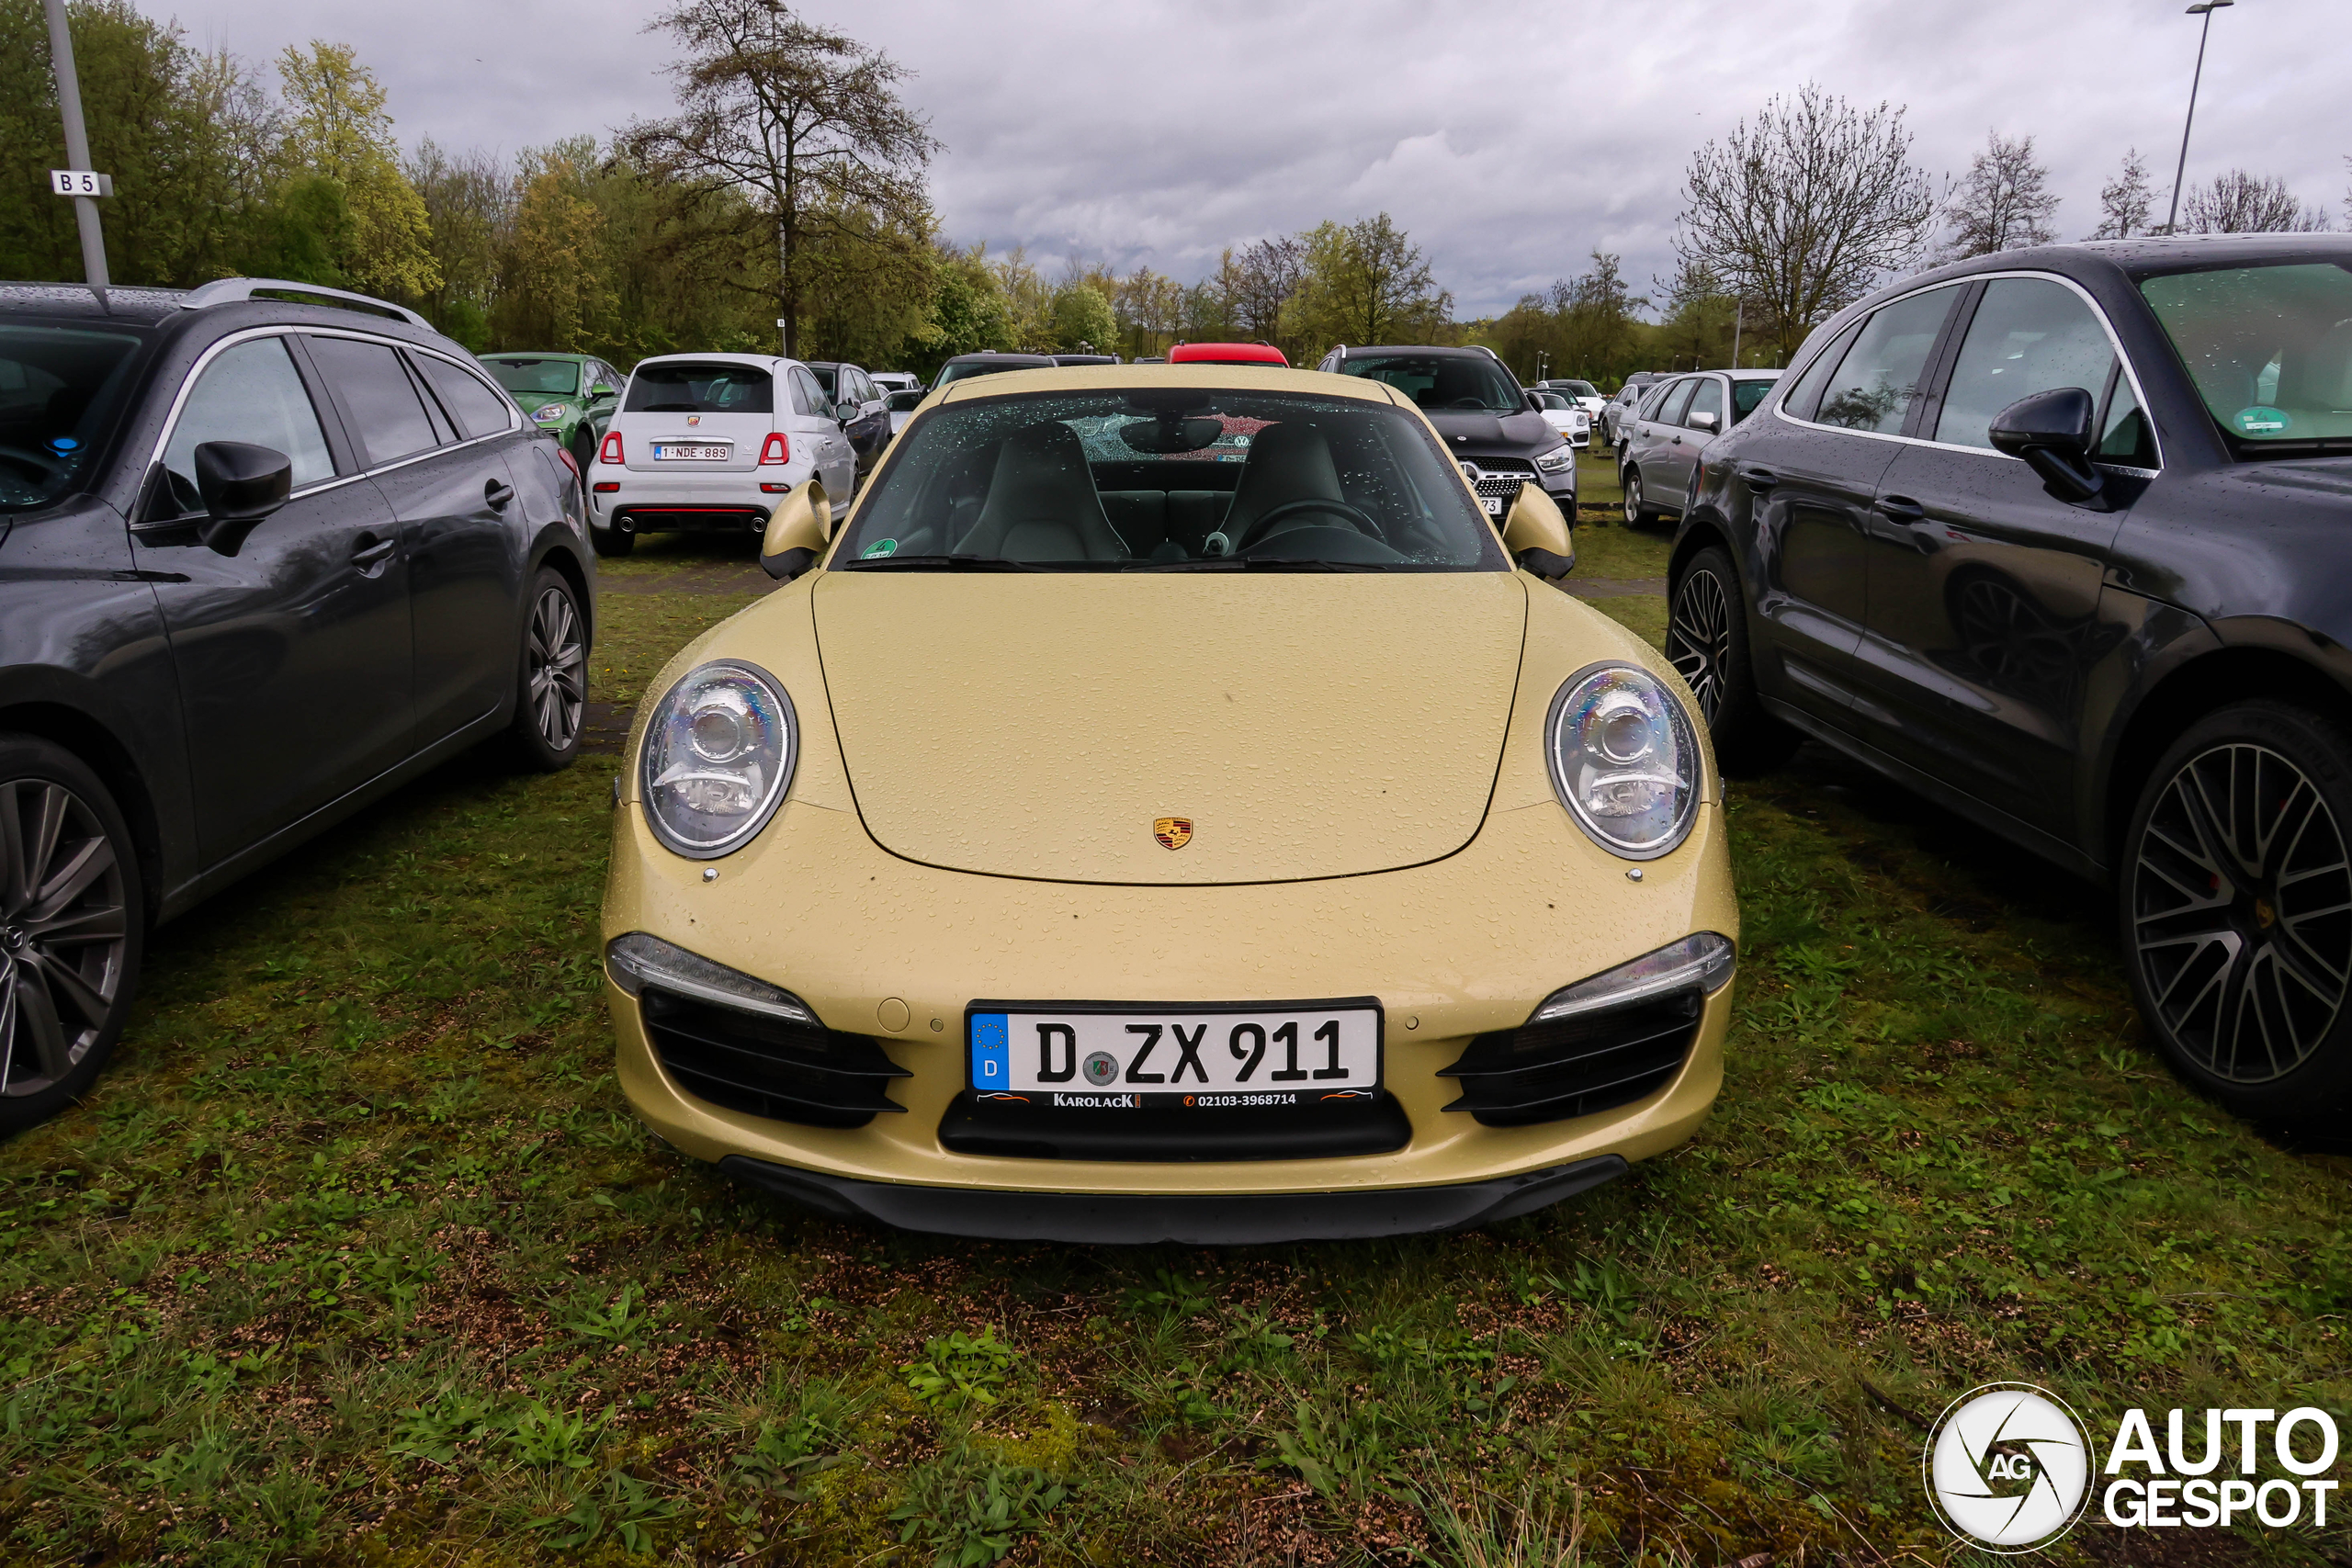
[1813,285,1962,434]
[1934,277,2120,452]
[2097,368,2160,468]
[1684,377,1724,429]
[789,366,826,417]
[162,336,335,507]
[1780,320,1864,421]
[1657,378,1699,426]
[411,352,513,441]
[304,334,440,467]
[1638,380,1679,421]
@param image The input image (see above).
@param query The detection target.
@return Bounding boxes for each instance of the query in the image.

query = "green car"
[480,353,625,478]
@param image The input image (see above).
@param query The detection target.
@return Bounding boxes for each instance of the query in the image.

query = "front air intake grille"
[1438,990,1699,1127]
[642,987,908,1129]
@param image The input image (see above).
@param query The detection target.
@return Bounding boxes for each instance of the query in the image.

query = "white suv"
[586,353,858,558]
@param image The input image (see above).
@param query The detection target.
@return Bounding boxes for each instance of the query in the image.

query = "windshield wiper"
[839,553,1046,571]
[1129,557,1383,572]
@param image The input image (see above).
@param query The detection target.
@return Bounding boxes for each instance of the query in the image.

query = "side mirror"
[760,478,832,581]
[1525,392,1544,412]
[1988,387,2104,502]
[1688,411,1718,433]
[192,440,291,555]
[835,401,860,423]
[1500,482,1574,581]
[590,383,617,400]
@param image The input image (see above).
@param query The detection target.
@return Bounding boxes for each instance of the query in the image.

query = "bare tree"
[1673,83,1937,361]
[623,0,938,355]
[1939,131,2058,258]
[1227,236,1304,344]
[2092,148,2154,239]
[2182,169,2330,234]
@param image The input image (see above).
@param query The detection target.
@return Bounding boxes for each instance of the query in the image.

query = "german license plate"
[968,1001,1380,1111]
[1482,495,1504,515]
[651,443,730,461]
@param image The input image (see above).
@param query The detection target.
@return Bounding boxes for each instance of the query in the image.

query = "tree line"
[6,3,2346,387]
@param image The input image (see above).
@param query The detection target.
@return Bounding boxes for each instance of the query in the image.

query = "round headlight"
[639,660,796,858]
[1545,662,1701,860]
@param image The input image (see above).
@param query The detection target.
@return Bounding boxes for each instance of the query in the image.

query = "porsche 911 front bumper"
[603,785,1735,1243]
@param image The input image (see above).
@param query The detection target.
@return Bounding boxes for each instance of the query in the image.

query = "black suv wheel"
[512,568,588,771]
[1667,547,1800,776]
[0,736,143,1132]
[2121,701,2352,1121]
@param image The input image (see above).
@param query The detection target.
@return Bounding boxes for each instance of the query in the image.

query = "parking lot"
[0,447,2337,1566]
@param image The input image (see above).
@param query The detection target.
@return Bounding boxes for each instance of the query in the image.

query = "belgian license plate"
[1482,495,1504,515]
[651,442,730,461]
[968,1001,1381,1111]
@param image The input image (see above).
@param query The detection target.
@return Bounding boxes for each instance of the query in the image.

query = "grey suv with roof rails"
[0,276,593,1129]
[1316,344,1577,525]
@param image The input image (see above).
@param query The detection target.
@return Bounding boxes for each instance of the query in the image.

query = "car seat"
[952,421,1128,562]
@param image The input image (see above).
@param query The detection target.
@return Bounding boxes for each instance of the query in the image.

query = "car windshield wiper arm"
[838,553,1046,571]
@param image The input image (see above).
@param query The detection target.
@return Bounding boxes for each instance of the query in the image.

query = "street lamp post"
[2165,0,2233,235]
[41,0,108,291]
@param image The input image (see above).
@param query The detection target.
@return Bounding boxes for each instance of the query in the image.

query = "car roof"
[0,282,186,324]
[936,363,1401,406]
[482,351,595,361]
[946,351,1053,364]
[631,352,786,369]
[1344,344,1489,358]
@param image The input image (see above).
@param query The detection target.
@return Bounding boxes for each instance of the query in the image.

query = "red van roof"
[1167,342,1289,367]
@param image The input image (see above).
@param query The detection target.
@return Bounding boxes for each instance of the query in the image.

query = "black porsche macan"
[1665,234,2352,1122]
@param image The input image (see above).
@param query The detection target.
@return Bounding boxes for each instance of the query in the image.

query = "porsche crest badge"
[1153,817,1193,851]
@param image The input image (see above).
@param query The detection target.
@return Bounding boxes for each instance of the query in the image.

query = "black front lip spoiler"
[718,1153,1628,1245]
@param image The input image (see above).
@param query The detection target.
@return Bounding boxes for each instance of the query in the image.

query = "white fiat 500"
[587,353,860,558]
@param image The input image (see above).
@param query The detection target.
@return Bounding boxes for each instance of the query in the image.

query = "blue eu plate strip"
[969,1013,1009,1091]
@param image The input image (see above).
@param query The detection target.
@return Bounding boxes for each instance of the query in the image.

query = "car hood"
[810,570,1528,884]
[1422,407,1558,454]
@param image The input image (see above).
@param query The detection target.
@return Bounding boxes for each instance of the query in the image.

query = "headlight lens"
[1529,932,1735,1022]
[533,402,567,424]
[1546,662,1701,860]
[1535,445,1574,473]
[639,660,796,858]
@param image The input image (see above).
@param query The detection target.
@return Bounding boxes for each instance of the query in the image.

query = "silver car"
[1616,369,1782,524]
[1599,373,1665,450]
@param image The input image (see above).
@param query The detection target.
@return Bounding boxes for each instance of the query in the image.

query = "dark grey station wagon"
[0,278,594,1128]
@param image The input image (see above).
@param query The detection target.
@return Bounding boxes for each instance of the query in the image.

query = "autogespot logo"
[1924,1383,2092,1553]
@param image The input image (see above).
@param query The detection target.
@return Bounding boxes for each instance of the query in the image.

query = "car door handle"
[1737,465,1779,489]
[350,534,397,569]
[1876,494,1927,524]
[1669,434,1682,445]
[484,479,515,510]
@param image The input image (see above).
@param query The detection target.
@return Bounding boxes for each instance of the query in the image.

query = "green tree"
[912,243,1012,371]
[1048,280,1117,354]
[1286,213,1451,353]
[626,0,938,357]
[493,143,614,352]
[276,41,440,299]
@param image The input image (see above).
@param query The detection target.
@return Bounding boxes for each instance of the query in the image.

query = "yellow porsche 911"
[601,366,1735,1243]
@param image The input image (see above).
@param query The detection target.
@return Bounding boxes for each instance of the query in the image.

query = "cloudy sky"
[152,0,2350,319]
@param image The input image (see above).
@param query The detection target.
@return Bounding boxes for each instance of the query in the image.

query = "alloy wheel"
[1667,569,1730,725]
[527,586,586,750]
[2132,742,2352,1083]
[0,779,129,1098]
[1623,469,1643,523]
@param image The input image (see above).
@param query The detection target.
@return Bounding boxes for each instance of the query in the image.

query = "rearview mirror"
[1500,482,1574,581]
[760,479,832,581]
[192,440,291,556]
[1988,387,2104,502]
[1119,416,1222,454]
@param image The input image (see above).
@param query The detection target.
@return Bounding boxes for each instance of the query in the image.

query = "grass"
[3,535,2346,1567]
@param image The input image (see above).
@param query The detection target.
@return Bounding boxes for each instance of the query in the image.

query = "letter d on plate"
[969,1013,1009,1090]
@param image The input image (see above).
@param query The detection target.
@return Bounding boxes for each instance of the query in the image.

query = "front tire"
[510,568,587,772]
[2120,702,2352,1122]
[1667,547,1800,776]
[0,736,143,1134]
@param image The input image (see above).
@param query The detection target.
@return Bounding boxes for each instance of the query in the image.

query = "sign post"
[41,0,110,292]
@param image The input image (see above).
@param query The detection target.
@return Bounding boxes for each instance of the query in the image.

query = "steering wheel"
[1231,495,1385,552]
[1445,397,1491,411]
[0,445,62,479]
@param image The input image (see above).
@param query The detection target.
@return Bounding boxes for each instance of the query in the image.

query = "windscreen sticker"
[2234,406,2290,434]
[859,537,899,558]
